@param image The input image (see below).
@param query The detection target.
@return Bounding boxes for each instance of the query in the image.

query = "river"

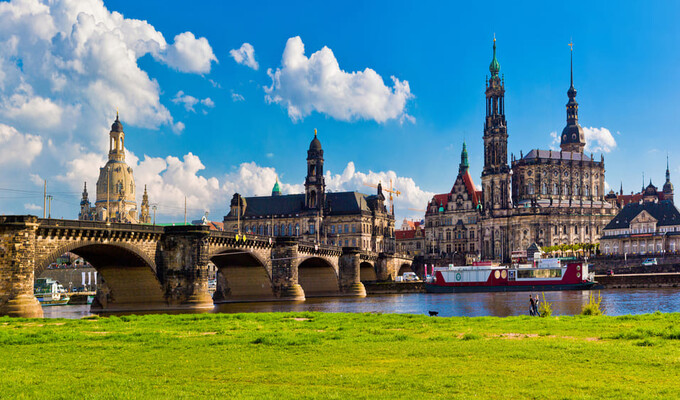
[41,288,680,319]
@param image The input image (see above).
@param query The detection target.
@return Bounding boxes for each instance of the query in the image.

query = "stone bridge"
[0,216,412,317]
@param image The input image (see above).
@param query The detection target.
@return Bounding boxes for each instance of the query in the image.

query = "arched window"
[288,223,293,236]
[553,183,558,195]
[274,224,279,236]
[527,183,534,195]
[446,230,451,240]
[584,185,590,196]
[280,223,285,236]
[258,225,264,235]
[564,183,569,195]
[594,185,599,197]
[541,182,547,195]
[295,223,300,236]
[574,184,579,196]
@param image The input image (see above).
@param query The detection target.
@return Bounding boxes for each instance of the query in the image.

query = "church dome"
[111,114,124,132]
[309,129,322,151]
[560,123,585,147]
[644,181,658,197]
[96,161,137,204]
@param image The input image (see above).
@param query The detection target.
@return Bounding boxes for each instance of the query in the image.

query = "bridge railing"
[38,218,165,233]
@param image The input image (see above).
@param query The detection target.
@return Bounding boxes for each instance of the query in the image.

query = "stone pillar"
[375,255,395,281]
[158,225,214,310]
[271,237,305,300]
[339,247,366,296]
[0,216,43,318]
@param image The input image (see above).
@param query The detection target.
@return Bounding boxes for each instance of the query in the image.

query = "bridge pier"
[271,238,305,300]
[0,216,43,318]
[339,248,366,296]
[159,226,214,310]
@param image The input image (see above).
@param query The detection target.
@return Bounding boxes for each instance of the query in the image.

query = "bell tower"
[481,37,511,213]
[305,129,325,210]
[560,42,586,153]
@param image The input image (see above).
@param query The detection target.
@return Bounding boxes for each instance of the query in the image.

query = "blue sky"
[0,0,678,223]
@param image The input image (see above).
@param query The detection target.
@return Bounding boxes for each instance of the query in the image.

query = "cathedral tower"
[305,129,325,210]
[663,155,674,203]
[560,44,586,153]
[481,37,512,212]
[94,113,138,222]
[460,141,469,175]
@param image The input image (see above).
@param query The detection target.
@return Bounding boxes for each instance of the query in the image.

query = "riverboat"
[34,278,70,306]
[425,258,596,293]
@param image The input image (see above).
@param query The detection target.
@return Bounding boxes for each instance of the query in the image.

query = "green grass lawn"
[1,312,679,399]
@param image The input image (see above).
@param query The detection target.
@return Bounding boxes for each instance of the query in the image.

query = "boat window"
[517,268,562,279]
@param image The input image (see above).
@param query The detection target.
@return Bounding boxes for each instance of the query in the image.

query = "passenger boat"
[425,258,595,293]
[34,278,70,306]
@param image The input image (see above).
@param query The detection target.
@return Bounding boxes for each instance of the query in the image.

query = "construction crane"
[364,179,401,215]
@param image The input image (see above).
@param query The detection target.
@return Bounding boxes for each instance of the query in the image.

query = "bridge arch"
[35,241,164,310]
[359,261,378,282]
[297,256,339,297]
[397,263,414,277]
[209,247,275,302]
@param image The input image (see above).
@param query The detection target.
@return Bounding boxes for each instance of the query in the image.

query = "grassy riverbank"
[1,312,679,399]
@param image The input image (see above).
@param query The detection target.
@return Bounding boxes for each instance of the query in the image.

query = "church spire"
[560,41,585,153]
[489,36,500,78]
[460,141,469,174]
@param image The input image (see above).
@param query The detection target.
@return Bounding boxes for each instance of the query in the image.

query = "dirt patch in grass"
[291,318,310,322]
[201,332,217,335]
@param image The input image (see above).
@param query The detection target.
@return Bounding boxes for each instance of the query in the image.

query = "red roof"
[461,170,480,206]
[427,170,480,214]
[207,221,224,231]
[396,228,424,240]
[617,192,669,206]
[403,220,421,230]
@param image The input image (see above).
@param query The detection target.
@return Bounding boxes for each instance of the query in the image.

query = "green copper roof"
[489,39,500,77]
[460,141,469,170]
[272,180,281,193]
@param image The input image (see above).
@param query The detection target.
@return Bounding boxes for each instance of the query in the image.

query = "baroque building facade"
[224,130,396,252]
[79,114,150,224]
[600,182,680,256]
[424,39,619,263]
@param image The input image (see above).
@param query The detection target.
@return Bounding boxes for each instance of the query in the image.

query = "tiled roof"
[236,191,378,218]
[396,228,424,240]
[522,149,593,162]
[604,200,680,230]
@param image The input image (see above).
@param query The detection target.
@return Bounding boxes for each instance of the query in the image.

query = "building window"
[574,225,578,235]
[574,184,579,196]
[281,224,286,236]
[352,239,357,246]
[352,224,356,233]
[527,183,534,195]
[258,225,264,235]
[446,230,451,240]
[446,244,451,253]
[553,183,558,195]
[310,224,316,235]
[584,185,590,196]
[564,183,569,195]
[470,231,474,239]
[541,182,547,195]
[344,224,349,233]
[554,226,558,235]
[295,223,300,236]
[563,226,567,234]
[331,225,335,234]
[594,185,599,197]
[274,225,279,236]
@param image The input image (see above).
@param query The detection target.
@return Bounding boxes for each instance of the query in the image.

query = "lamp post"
[151,204,157,226]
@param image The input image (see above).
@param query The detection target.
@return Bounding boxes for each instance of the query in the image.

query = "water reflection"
[40,288,680,319]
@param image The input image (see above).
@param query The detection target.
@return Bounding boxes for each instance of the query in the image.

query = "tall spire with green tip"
[460,141,469,174]
[489,35,500,78]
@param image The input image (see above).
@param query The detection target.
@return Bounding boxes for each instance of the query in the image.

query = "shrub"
[582,291,604,316]
[539,292,553,317]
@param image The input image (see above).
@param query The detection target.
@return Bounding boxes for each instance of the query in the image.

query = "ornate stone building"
[424,142,482,264]
[79,114,150,224]
[424,40,619,263]
[224,130,395,252]
[601,182,680,256]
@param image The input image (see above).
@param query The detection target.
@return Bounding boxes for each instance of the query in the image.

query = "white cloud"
[0,123,42,166]
[162,32,218,74]
[584,127,617,153]
[549,126,617,154]
[24,203,42,211]
[324,162,433,219]
[265,36,414,123]
[230,42,259,70]
[231,92,245,102]
[172,91,214,113]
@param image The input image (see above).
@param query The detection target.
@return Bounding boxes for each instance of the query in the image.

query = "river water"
[41,288,680,319]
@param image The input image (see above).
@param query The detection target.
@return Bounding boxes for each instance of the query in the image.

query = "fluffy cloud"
[172,91,214,112]
[265,36,414,123]
[0,0,218,217]
[549,127,617,154]
[583,127,617,153]
[0,123,43,166]
[229,42,258,70]
[162,32,218,74]
[324,162,433,219]
[231,92,245,102]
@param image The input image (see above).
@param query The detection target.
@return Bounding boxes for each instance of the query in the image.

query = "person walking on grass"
[529,294,536,316]
[533,294,540,317]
